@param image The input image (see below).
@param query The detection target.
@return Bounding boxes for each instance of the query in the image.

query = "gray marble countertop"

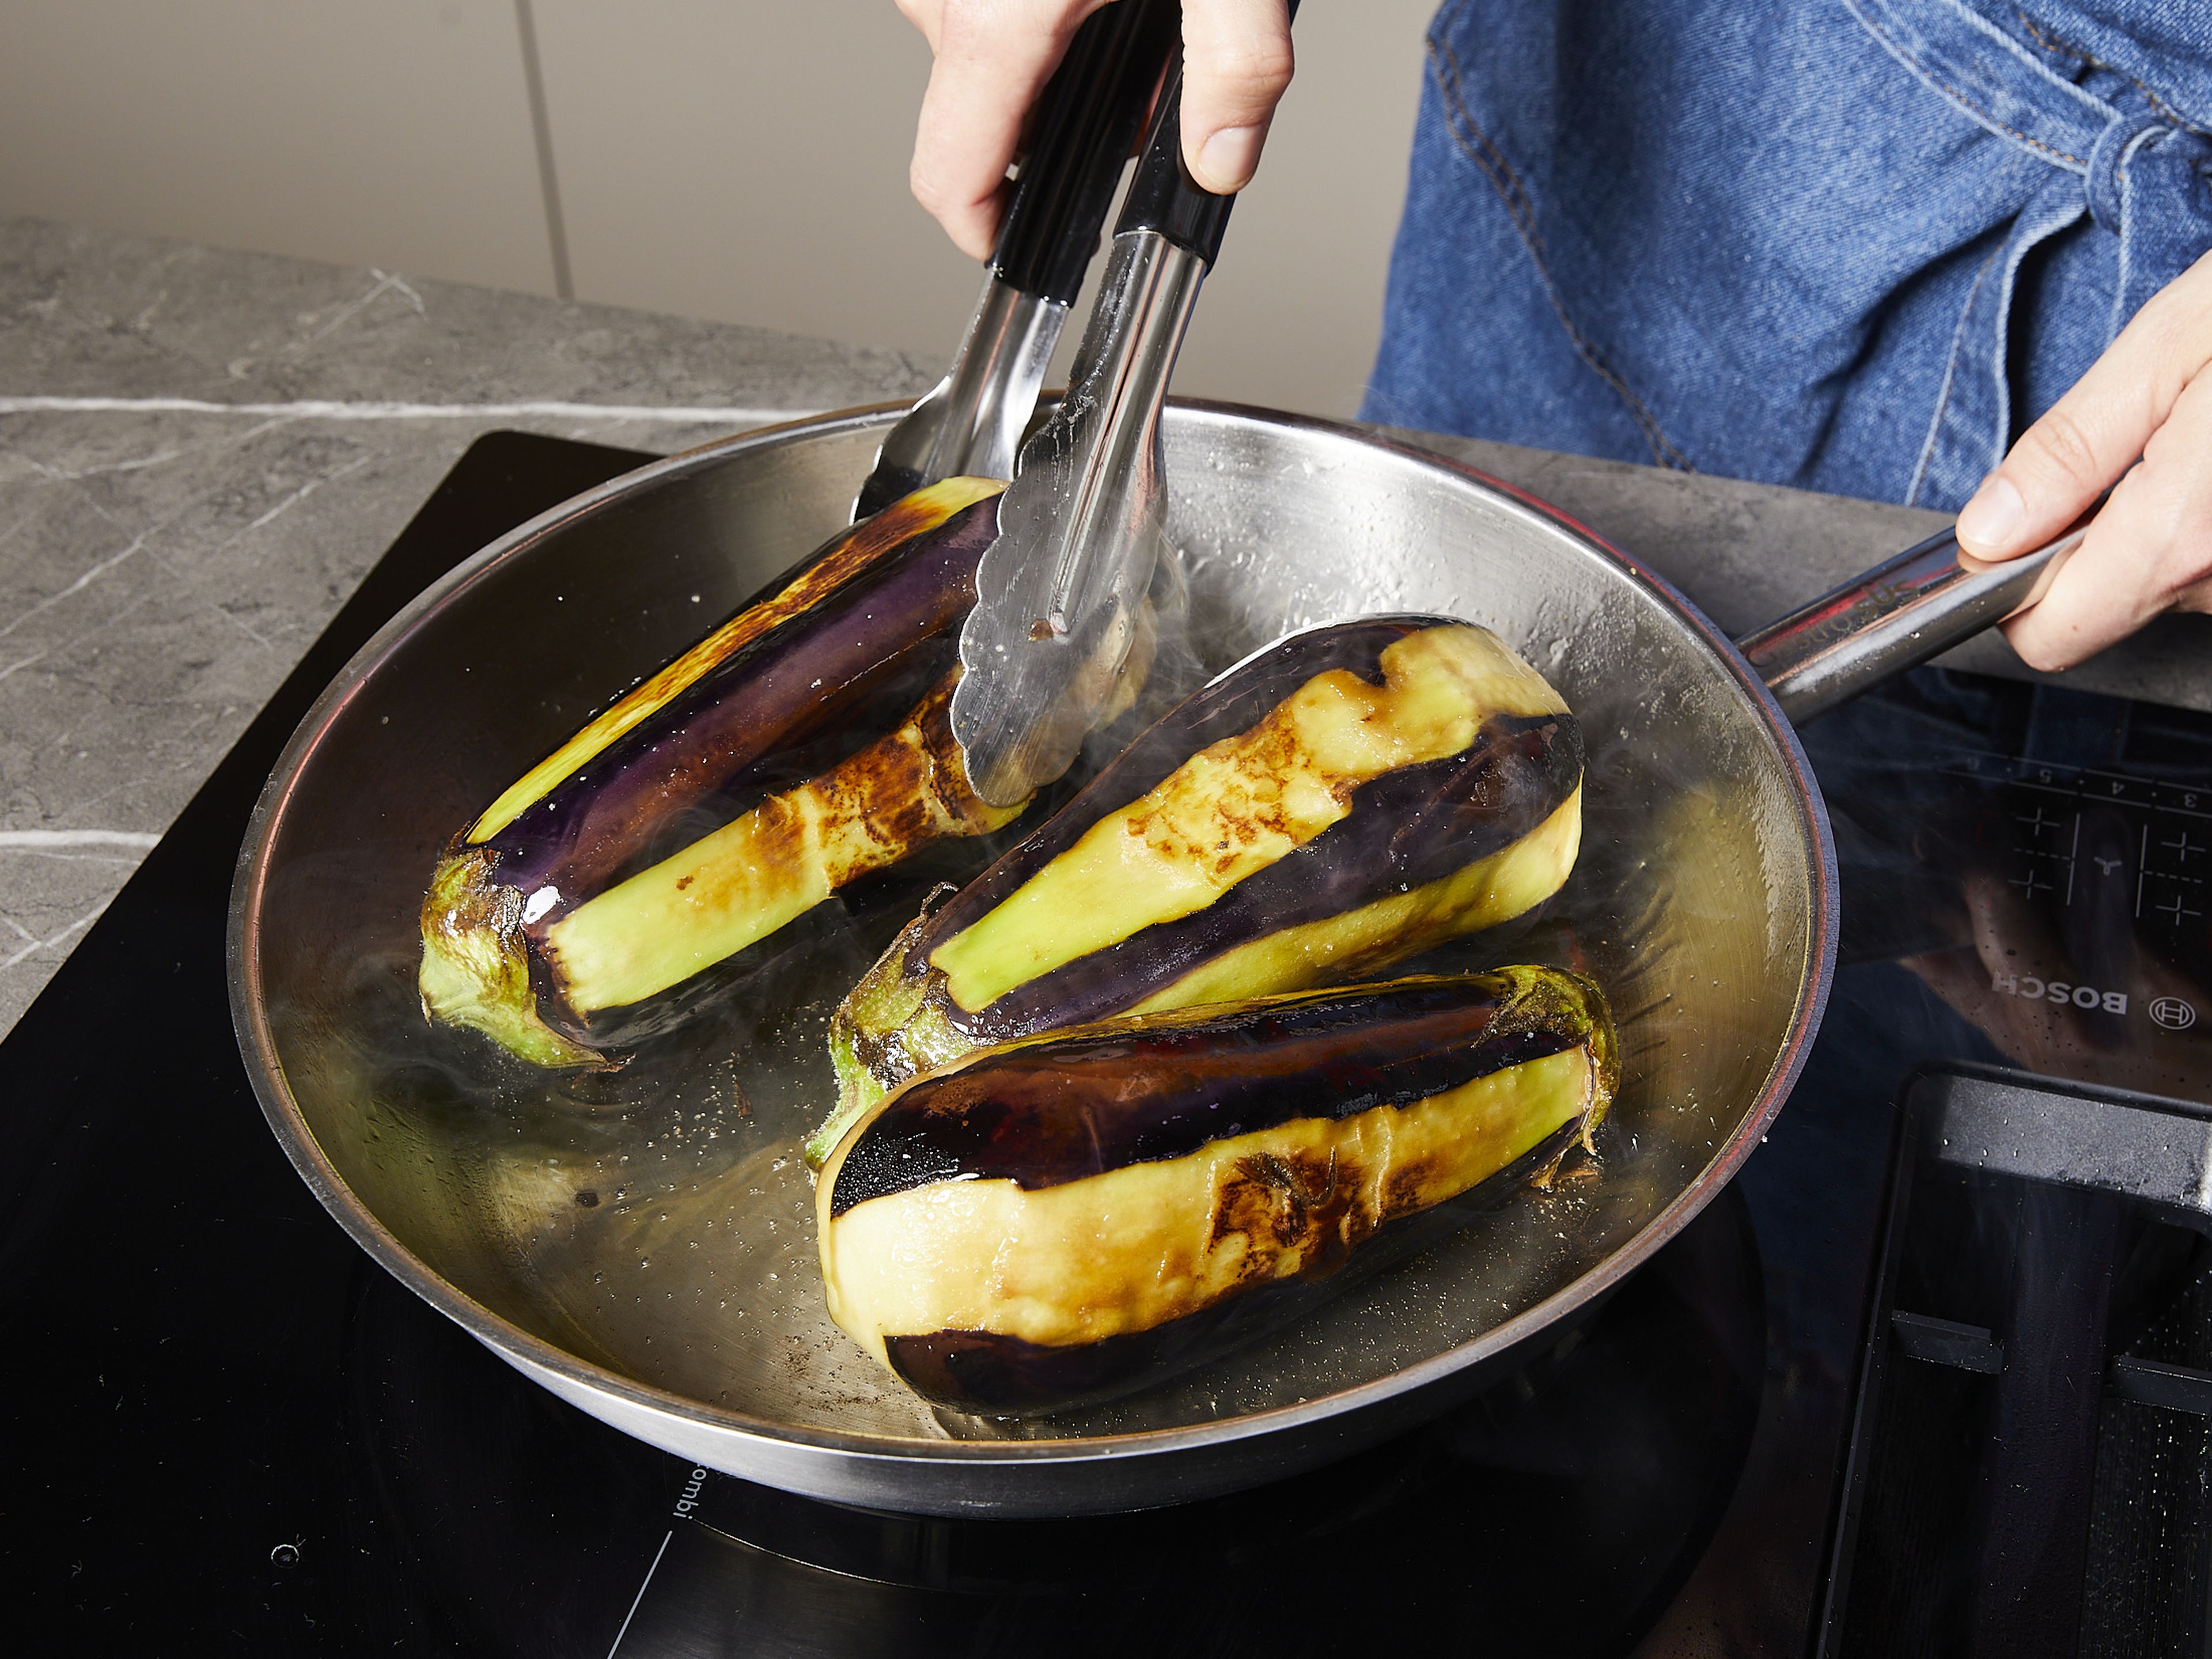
[4,214,2206,1041]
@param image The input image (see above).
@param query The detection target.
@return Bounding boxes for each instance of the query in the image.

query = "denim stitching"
[1905,236,2006,507]
[1423,21,1694,471]
[1847,0,2089,170]
[2107,122,2165,341]
[2014,8,2207,135]
[2012,9,2084,65]
[2114,134,2131,342]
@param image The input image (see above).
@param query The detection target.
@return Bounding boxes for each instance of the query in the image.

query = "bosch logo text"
[1990,974,2128,1014]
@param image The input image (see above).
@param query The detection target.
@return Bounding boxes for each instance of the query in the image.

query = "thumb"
[1956,248,2212,560]
[1179,0,1294,195]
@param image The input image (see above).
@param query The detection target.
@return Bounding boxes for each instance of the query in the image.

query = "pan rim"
[227,399,1839,1475]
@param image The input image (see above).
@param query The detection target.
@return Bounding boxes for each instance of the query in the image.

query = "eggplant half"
[420,478,1051,1066]
[813,617,1582,1163]
[816,965,1617,1415]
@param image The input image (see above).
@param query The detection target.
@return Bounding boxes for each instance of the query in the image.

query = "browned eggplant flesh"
[816,965,1616,1415]
[415,478,1144,1066]
[813,615,1583,1162]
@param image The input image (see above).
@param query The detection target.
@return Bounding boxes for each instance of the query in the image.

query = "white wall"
[0,0,1435,417]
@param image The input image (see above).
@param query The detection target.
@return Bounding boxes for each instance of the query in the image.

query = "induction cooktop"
[8,431,2210,1657]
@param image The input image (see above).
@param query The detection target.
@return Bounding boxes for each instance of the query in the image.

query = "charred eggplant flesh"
[816,965,1616,1415]
[814,616,1582,1162]
[419,479,1028,1065]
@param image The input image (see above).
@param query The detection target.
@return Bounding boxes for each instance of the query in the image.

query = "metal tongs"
[952,17,1289,806]
[851,0,1179,522]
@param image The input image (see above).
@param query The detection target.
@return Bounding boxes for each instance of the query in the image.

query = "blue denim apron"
[1361,0,2212,511]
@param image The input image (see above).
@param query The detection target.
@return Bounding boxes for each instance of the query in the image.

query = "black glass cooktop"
[6,431,2208,1657]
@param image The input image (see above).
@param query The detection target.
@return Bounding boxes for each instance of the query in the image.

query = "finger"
[2002,366,2212,669]
[1180,0,1294,194]
[1957,246,2212,559]
[911,0,1106,260]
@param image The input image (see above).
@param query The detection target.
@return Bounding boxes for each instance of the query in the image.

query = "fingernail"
[1956,474,2025,552]
[1192,125,1264,192]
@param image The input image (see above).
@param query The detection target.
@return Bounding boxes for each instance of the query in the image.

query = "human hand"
[895,0,1295,260]
[1954,246,2212,671]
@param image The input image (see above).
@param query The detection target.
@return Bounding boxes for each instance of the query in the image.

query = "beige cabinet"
[0,0,1433,416]
[0,1,558,294]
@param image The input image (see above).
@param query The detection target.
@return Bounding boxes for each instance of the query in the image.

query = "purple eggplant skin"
[418,478,1021,1067]
[815,616,1582,1162]
[816,965,1616,1416]
[471,480,1005,908]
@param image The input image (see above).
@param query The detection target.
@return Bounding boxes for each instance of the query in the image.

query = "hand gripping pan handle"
[1739,512,2094,723]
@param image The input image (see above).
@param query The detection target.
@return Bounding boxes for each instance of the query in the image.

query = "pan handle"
[1736,510,2095,725]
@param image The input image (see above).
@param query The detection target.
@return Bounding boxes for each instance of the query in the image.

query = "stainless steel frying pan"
[229,401,2079,1518]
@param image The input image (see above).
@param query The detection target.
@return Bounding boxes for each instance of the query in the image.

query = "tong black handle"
[991,0,1181,306]
[1115,0,1298,266]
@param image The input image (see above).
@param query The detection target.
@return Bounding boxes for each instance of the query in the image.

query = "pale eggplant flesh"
[418,479,1033,1066]
[813,616,1583,1164]
[816,965,1617,1416]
